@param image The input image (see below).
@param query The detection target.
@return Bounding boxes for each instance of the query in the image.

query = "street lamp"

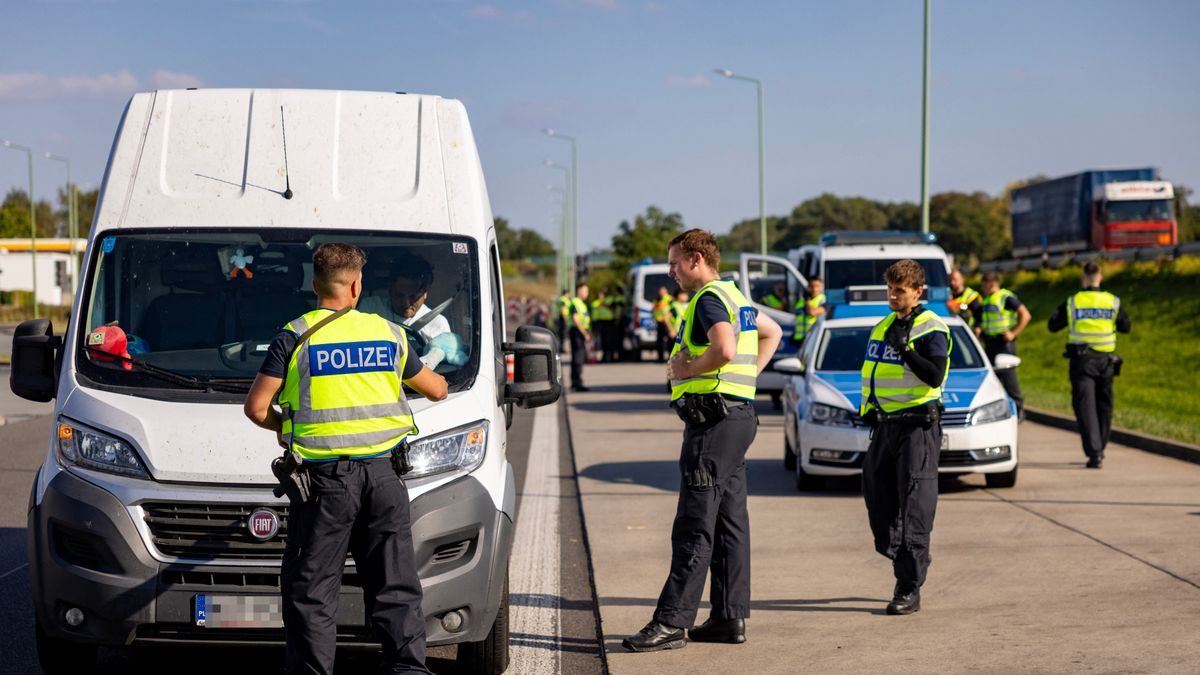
[544,159,572,294]
[714,68,767,255]
[920,0,931,233]
[544,129,578,293]
[45,152,77,295]
[4,140,39,318]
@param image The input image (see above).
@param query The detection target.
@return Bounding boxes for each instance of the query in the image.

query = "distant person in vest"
[666,288,689,342]
[761,281,787,310]
[358,252,454,369]
[945,268,982,328]
[1047,261,1131,469]
[569,283,593,392]
[556,288,572,354]
[792,277,826,345]
[590,287,614,362]
[977,272,1031,419]
[623,229,781,653]
[860,259,952,616]
[243,243,448,675]
[653,285,673,363]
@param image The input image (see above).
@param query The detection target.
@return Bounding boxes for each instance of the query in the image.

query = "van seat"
[235,253,311,341]
[141,248,227,352]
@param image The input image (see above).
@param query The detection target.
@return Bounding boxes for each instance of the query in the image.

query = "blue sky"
[1,0,1197,251]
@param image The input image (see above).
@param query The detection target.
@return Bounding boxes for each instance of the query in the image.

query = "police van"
[623,261,678,358]
[9,89,560,674]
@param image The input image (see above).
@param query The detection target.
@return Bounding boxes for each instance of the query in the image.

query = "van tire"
[457,574,509,674]
[985,466,1018,489]
[36,622,97,674]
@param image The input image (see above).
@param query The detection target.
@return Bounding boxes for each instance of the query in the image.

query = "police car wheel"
[783,433,796,472]
[985,465,1018,489]
[35,621,98,674]
[795,461,824,492]
[457,573,510,674]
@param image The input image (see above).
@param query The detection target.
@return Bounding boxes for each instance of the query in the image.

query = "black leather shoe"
[688,617,746,644]
[622,621,686,652]
[886,589,921,615]
[1086,457,1103,469]
[572,385,591,393]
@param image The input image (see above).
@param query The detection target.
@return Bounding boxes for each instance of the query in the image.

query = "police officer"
[569,283,593,392]
[792,277,826,346]
[860,259,952,616]
[1047,261,1131,468]
[945,268,982,328]
[243,243,447,674]
[761,281,788,310]
[653,286,673,362]
[591,288,614,362]
[623,229,782,652]
[556,288,572,354]
[977,272,1031,419]
[666,288,689,342]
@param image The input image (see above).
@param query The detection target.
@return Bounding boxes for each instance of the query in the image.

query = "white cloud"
[467,4,501,18]
[150,69,206,90]
[667,74,708,88]
[0,69,138,101]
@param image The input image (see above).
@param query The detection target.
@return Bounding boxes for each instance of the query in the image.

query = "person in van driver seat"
[359,251,455,369]
[244,243,448,675]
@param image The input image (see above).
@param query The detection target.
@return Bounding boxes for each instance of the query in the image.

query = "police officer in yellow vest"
[977,272,1031,418]
[945,268,982,328]
[792,277,826,345]
[653,286,673,363]
[569,283,593,392]
[1047,261,1131,468]
[244,243,448,674]
[556,289,572,354]
[860,260,952,616]
[623,230,782,652]
[591,288,615,362]
[666,289,689,341]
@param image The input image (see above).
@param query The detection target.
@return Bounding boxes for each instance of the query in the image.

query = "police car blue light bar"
[819,231,938,246]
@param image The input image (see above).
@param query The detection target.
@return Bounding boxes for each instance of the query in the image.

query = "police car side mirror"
[773,356,805,374]
[992,354,1022,370]
[502,325,562,409]
[11,318,62,402]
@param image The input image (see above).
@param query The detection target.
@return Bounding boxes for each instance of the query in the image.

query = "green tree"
[929,191,1010,263]
[775,193,889,250]
[56,185,100,239]
[0,189,59,239]
[718,215,787,254]
[1171,184,1199,243]
[494,216,556,260]
[610,205,684,273]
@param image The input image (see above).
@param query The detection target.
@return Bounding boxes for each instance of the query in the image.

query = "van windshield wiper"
[84,346,251,393]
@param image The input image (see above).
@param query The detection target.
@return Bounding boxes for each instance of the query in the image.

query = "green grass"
[986,258,1200,445]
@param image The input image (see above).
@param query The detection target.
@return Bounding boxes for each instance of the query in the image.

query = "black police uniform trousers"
[655,321,671,362]
[1070,351,1116,461]
[653,402,757,629]
[569,326,587,388]
[984,337,1024,413]
[282,455,431,675]
[863,418,941,594]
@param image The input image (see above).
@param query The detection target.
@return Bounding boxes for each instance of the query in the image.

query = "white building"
[0,239,85,307]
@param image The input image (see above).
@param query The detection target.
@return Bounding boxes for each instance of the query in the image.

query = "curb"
[1025,407,1200,466]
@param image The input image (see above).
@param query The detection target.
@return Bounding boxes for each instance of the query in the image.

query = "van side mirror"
[773,356,805,374]
[992,354,1022,370]
[502,325,562,409]
[11,318,62,402]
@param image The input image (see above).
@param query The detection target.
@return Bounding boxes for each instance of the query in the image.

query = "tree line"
[0,186,99,240]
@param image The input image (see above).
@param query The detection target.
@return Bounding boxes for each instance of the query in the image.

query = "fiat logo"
[247,508,280,541]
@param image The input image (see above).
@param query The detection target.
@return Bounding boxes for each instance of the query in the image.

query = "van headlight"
[809,403,854,427]
[970,399,1012,425]
[405,420,488,478]
[57,418,149,478]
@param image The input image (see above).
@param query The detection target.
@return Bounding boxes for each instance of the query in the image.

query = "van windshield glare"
[77,229,481,396]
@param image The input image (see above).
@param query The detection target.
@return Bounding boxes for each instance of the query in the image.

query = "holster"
[271,449,313,503]
[877,402,942,429]
[670,394,728,427]
[390,442,413,477]
[1110,353,1123,377]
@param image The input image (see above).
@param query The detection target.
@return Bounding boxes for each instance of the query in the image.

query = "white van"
[623,261,678,358]
[10,89,561,674]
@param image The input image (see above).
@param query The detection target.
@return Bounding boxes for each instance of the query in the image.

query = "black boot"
[1086,456,1103,469]
[886,588,921,615]
[688,617,745,644]
[622,621,686,652]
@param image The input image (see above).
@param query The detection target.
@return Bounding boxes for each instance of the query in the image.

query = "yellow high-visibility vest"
[1067,290,1119,353]
[667,300,686,333]
[652,293,671,323]
[278,309,416,461]
[793,292,826,342]
[670,280,760,401]
[981,289,1018,336]
[570,297,591,331]
[860,309,952,415]
[951,287,982,327]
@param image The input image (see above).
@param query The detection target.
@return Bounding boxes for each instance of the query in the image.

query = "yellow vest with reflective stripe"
[570,297,591,331]
[668,300,686,333]
[652,294,671,322]
[793,292,826,341]
[592,298,614,321]
[860,309,952,415]
[670,280,759,401]
[1068,290,1118,353]
[277,309,416,461]
[558,294,571,319]
[981,289,1018,336]
[951,287,982,327]
[762,294,785,310]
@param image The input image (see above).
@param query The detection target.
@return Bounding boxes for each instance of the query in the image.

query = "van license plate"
[194,594,283,628]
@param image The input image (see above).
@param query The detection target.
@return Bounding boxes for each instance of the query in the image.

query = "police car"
[774,313,1020,490]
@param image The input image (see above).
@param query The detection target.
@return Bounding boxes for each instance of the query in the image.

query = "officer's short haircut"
[884,259,925,290]
[981,271,1001,284]
[313,243,367,296]
[669,228,721,269]
[1083,261,1101,276]
[810,276,823,285]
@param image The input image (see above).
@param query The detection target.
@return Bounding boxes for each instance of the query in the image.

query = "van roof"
[94,89,493,240]
[821,243,949,261]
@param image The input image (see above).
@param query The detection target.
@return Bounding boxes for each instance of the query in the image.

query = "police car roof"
[94,89,493,240]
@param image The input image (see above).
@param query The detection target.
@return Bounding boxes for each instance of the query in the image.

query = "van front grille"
[142,502,289,560]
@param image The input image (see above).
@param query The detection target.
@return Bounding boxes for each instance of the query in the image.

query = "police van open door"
[738,253,809,351]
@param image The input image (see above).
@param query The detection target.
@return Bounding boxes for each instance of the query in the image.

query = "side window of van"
[489,243,505,402]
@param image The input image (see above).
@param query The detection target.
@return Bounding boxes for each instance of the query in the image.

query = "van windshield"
[77,229,480,397]
[824,259,948,289]
[641,273,678,303]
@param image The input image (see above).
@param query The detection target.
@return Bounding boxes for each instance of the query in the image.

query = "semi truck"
[1009,168,1177,257]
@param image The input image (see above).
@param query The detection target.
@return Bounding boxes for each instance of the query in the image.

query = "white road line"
[0,562,29,581]
[508,402,562,674]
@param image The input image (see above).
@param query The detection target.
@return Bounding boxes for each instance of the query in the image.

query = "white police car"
[775,314,1020,489]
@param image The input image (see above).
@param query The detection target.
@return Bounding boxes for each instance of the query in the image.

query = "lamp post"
[544,129,578,293]
[544,158,572,294]
[45,152,76,295]
[919,0,931,234]
[547,183,569,292]
[715,68,767,255]
[4,140,39,318]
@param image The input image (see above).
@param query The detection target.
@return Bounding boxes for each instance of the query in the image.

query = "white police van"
[10,89,560,674]
[624,261,678,358]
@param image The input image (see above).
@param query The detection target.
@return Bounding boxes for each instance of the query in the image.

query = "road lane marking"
[509,402,562,674]
[0,562,28,581]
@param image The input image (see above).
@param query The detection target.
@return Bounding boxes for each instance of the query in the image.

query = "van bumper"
[27,465,515,648]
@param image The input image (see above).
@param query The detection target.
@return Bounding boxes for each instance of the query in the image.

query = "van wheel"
[783,433,796,471]
[36,622,97,674]
[985,466,1018,489]
[457,574,509,675]
[796,461,824,492]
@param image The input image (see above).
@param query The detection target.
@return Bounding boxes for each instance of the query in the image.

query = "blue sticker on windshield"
[102,237,116,253]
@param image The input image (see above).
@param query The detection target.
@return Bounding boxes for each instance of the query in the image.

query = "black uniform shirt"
[886,307,950,389]
[687,293,733,346]
[1047,287,1132,334]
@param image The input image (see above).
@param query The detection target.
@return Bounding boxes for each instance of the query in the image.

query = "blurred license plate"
[195,595,283,628]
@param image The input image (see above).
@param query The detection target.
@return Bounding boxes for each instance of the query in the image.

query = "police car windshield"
[77,229,480,397]
[815,324,985,371]
[824,259,948,289]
